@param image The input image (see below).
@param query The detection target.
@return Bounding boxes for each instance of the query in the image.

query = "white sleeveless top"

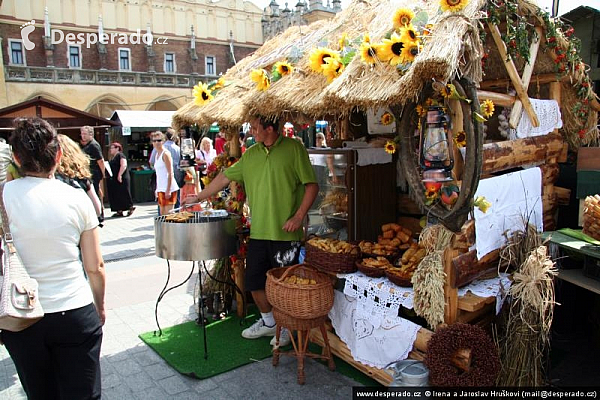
[155,150,179,194]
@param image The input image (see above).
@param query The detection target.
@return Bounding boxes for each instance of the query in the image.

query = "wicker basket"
[356,260,387,278]
[305,240,360,273]
[385,269,413,287]
[273,308,327,331]
[266,264,334,320]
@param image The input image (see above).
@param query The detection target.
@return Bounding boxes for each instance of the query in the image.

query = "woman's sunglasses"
[152,139,163,143]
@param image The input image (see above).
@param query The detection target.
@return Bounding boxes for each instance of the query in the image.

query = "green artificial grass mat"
[139,312,274,379]
[140,309,383,385]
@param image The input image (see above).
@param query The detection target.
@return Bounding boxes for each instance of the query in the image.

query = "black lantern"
[179,137,196,168]
[419,106,454,182]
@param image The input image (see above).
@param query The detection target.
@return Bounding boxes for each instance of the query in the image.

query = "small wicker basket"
[356,260,387,278]
[305,241,360,273]
[385,269,413,287]
[266,264,334,320]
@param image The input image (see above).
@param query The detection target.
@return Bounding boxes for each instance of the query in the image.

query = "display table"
[309,271,511,385]
[542,231,600,295]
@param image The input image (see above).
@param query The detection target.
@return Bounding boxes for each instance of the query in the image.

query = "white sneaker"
[270,327,291,347]
[241,318,276,339]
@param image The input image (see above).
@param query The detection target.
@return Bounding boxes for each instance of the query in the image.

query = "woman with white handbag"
[0,117,105,400]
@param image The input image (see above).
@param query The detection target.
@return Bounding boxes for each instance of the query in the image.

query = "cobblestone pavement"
[0,203,362,399]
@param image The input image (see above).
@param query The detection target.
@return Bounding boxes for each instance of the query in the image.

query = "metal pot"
[154,212,239,261]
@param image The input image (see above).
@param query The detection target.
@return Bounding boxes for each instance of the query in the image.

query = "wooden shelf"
[556,268,600,296]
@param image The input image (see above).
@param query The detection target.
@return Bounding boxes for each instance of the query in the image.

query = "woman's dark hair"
[10,117,59,174]
[111,142,123,152]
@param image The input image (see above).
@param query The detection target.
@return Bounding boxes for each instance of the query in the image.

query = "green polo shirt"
[224,135,317,241]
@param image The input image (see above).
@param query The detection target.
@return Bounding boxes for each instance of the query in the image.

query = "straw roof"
[173,0,598,148]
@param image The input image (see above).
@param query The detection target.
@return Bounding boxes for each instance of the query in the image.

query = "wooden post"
[507,26,543,129]
[233,259,245,317]
[487,23,540,128]
[444,248,459,324]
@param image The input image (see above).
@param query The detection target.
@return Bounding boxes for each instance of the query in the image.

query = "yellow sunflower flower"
[322,57,345,83]
[381,112,395,125]
[379,32,405,66]
[250,69,270,91]
[400,43,420,64]
[209,77,225,90]
[309,47,340,73]
[454,130,467,148]
[338,32,348,50]
[474,196,491,213]
[416,104,427,117]
[398,24,419,45]
[439,84,453,99]
[360,41,382,64]
[480,99,495,118]
[274,61,294,76]
[425,98,434,107]
[363,33,371,43]
[192,82,213,106]
[392,8,415,30]
[422,24,434,36]
[440,0,470,13]
[384,140,397,154]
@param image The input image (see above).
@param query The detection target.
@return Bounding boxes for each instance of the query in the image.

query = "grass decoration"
[412,224,454,328]
[496,224,558,386]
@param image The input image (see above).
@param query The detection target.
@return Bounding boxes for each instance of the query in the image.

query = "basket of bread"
[305,237,360,273]
[385,243,426,287]
[356,256,393,277]
[266,264,334,320]
[358,222,414,261]
[583,195,600,241]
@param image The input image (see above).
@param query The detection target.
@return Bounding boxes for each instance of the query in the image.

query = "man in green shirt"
[183,116,318,347]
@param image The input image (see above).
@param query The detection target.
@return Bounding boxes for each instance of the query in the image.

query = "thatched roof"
[173,0,598,148]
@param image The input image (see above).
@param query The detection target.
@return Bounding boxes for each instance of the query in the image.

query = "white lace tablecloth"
[331,271,512,368]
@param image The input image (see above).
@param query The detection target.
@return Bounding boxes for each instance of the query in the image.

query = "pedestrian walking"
[106,141,135,217]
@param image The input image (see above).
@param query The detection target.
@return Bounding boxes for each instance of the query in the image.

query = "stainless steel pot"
[154,212,239,261]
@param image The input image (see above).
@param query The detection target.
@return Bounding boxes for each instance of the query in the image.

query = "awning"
[110,110,175,133]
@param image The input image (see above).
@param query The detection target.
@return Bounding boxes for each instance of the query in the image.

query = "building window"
[8,40,25,65]
[68,45,81,68]
[164,53,175,73]
[119,48,131,71]
[205,56,215,76]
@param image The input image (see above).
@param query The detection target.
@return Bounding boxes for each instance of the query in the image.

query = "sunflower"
[250,69,270,91]
[454,130,467,147]
[439,84,453,99]
[400,43,420,64]
[422,24,434,36]
[209,77,225,90]
[392,8,415,30]
[398,24,419,45]
[360,41,382,64]
[338,32,348,50]
[379,32,405,66]
[192,82,213,106]
[424,98,434,107]
[363,33,371,43]
[416,104,427,117]
[274,61,294,76]
[480,99,495,118]
[384,140,397,154]
[322,57,345,83]
[440,0,470,13]
[309,47,340,73]
[381,113,394,125]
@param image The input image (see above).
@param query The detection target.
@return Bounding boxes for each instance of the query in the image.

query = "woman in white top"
[152,130,179,215]
[195,137,217,175]
[1,117,105,399]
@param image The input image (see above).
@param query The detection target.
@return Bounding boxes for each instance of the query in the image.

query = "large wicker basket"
[305,240,360,273]
[266,264,334,320]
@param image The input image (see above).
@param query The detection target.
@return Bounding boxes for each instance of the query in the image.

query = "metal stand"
[153,259,196,337]
[198,260,208,359]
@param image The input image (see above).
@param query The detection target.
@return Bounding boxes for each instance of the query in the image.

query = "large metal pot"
[154,212,239,261]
